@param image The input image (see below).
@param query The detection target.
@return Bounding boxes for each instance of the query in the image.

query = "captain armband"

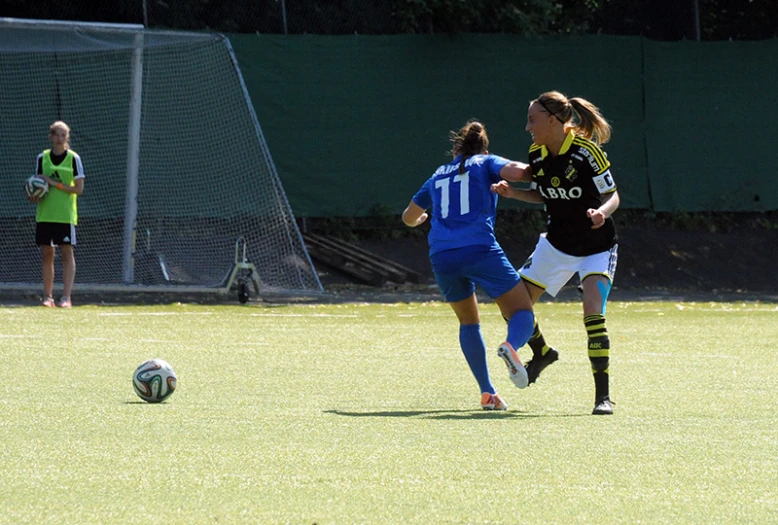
[592,170,616,194]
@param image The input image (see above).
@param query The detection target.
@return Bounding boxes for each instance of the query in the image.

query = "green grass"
[1,299,777,524]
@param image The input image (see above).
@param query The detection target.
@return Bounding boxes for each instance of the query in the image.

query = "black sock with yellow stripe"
[584,314,610,399]
[528,319,552,358]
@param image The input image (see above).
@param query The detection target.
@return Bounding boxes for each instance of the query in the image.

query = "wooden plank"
[303,234,422,286]
[304,235,386,286]
[308,234,422,284]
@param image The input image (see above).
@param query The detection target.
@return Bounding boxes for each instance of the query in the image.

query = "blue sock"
[459,324,495,395]
[507,310,535,350]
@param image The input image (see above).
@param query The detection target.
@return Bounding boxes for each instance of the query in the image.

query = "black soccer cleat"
[592,396,614,415]
[524,348,559,385]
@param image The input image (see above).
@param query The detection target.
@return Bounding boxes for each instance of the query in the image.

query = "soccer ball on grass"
[24,175,49,200]
[133,358,177,403]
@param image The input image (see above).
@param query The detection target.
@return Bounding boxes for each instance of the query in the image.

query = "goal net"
[0,19,323,298]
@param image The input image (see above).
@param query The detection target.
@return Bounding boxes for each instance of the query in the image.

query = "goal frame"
[0,18,324,300]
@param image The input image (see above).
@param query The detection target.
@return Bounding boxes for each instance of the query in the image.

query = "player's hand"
[415,212,428,226]
[26,195,40,203]
[491,180,512,196]
[587,208,607,229]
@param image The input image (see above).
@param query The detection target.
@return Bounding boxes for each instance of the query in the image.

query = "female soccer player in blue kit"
[402,120,541,411]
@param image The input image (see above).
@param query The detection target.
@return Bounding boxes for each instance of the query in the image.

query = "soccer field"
[1,299,776,524]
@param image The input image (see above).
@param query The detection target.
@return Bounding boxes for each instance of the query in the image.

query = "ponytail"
[534,92,611,145]
[568,98,611,145]
[450,120,489,164]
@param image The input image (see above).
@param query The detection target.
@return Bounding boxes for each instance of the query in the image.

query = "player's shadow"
[325,409,587,420]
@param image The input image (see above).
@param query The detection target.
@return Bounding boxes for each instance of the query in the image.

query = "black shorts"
[36,222,77,246]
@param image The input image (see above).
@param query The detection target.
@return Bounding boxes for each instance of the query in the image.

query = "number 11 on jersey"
[435,173,470,218]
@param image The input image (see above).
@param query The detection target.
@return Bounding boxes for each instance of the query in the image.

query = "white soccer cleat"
[497,342,529,389]
[481,392,508,411]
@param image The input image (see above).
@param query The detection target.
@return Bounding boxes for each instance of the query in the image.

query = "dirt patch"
[612,227,778,295]
[322,225,778,303]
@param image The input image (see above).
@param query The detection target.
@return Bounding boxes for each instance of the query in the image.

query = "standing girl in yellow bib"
[31,121,85,308]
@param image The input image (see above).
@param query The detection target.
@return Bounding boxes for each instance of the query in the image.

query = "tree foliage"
[699,0,778,40]
[393,0,778,39]
[393,0,569,35]
[0,0,774,40]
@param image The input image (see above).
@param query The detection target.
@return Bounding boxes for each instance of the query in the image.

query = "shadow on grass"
[325,409,588,419]
[123,401,173,405]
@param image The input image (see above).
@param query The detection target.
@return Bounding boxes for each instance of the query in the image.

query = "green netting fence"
[231,34,778,215]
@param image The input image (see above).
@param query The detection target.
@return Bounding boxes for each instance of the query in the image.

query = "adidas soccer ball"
[133,358,177,403]
[24,175,49,200]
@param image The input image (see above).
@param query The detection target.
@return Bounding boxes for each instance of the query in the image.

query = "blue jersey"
[412,154,510,256]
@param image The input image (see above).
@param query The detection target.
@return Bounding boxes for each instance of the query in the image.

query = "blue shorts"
[430,245,520,303]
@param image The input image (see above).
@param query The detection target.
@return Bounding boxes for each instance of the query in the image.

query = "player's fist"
[587,208,606,229]
[491,180,511,196]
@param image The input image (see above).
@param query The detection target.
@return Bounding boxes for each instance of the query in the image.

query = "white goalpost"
[0,18,323,300]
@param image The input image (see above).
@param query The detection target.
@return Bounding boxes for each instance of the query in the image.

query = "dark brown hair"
[533,91,612,145]
[450,120,489,158]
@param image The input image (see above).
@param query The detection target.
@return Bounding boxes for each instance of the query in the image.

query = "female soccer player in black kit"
[494,91,620,415]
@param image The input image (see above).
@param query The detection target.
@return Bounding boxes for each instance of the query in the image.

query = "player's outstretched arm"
[402,201,428,228]
[499,161,531,182]
[491,180,544,203]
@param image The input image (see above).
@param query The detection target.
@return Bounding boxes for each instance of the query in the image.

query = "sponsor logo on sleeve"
[578,147,601,171]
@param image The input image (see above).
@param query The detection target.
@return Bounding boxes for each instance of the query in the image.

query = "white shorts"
[519,233,618,297]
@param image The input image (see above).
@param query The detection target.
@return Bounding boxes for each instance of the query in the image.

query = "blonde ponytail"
[534,92,611,145]
[568,97,611,145]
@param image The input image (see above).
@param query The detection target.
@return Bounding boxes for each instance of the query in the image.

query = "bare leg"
[41,245,55,298]
[60,244,75,299]
[448,293,480,325]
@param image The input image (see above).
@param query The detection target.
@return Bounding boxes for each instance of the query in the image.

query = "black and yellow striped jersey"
[528,130,617,256]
